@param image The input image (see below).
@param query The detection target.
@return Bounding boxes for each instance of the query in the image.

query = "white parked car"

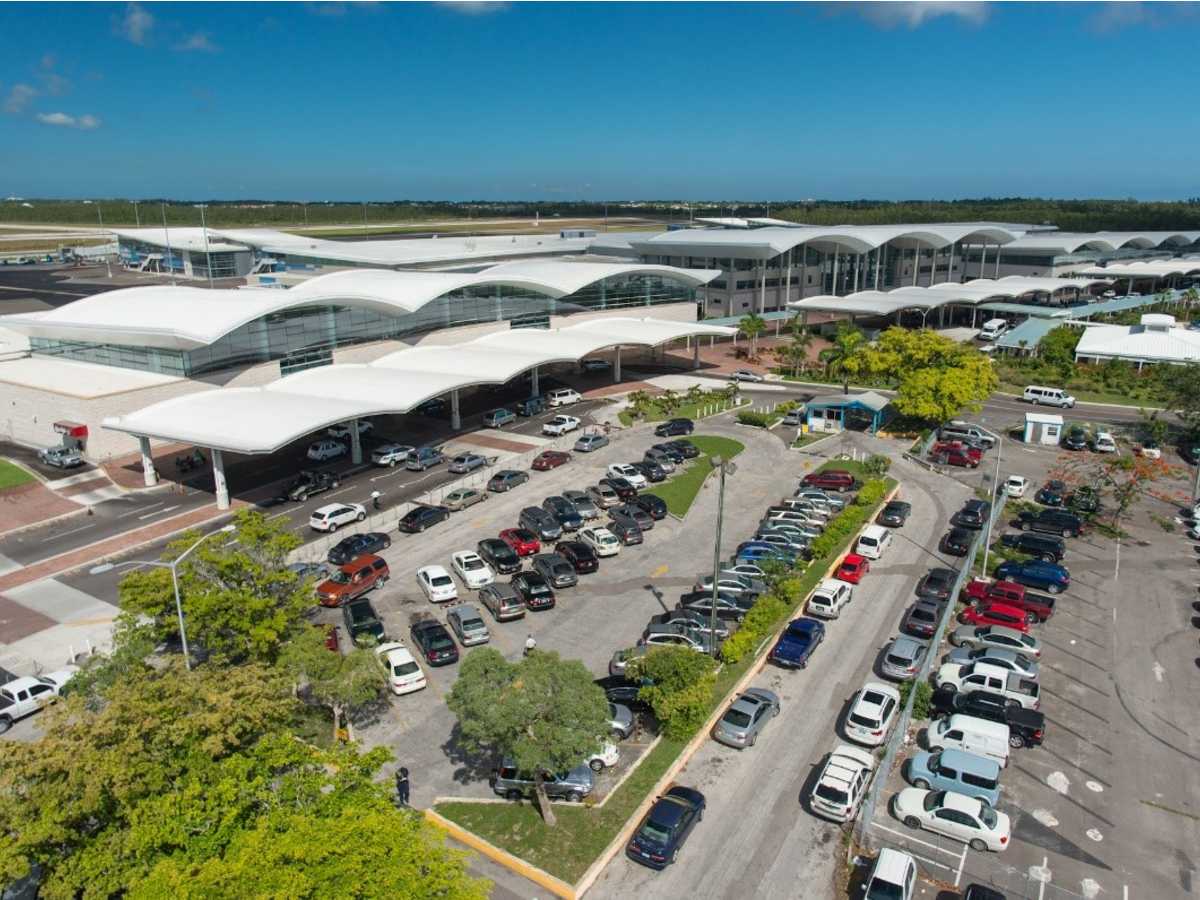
[729,369,764,383]
[1002,475,1028,498]
[327,420,373,440]
[375,642,427,696]
[451,550,495,590]
[1093,430,1116,453]
[417,565,458,603]
[892,788,1011,852]
[586,741,620,772]
[307,439,348,462]
[844,682,902,747]
[606,463,647,489]
[371,443,414,467]
[580,526,621,557]
[807,579,853,619]
[309,503,366,532]
[546,388,582,407]
[543,414,581,436]
[809,744,877,823]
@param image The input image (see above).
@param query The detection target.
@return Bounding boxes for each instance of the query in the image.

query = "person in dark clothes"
[395,767,410,806]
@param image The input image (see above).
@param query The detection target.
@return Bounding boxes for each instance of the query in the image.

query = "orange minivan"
[316,554,389,607]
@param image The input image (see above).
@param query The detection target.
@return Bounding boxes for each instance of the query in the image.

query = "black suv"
[532,552,578,589]
[954,500,992,529]
[512,571,556,610]
[1015,508,1085,538]
[477,537,521,575]
[930,686,1045,748]
[1061,426,1089,451]
[343,597,385,646]
[632,494,668,521]
[327,531,391,566]
[915,567,957,602]
[631,460,667,483]
[610,502,654,531]
[519,506,562,542]
[654,418,695,437]
[410,619,459,666]
[941,526,973,557]
[594,675,652,711]
[542,496,583,532]
[1000,531,1066,563]
[877,500,912,528]
[284,470,340,502]
[649,442,686,463]
[667,439,700,459]
[557,540,599,574]
[398,505,450,534]
[600,477,638,501]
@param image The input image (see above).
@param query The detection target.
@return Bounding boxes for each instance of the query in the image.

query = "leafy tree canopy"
[627,646,718,740]
[281,625,386,740]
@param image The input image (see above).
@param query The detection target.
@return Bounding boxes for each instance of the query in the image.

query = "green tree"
[626,646,718,741]
[1158,364,1200,439]
[685,383,705,407]
[1036,326,1081,378]
[282,626,386,741]
[658,388,682,417]
[818,322,867,393]
[738,312,767,360]
[118,510,313,664]
[786,319,814,377]
[1184,287,1200,310]
[891,354,998,423]
[446,648,609,825]
[626,389,653,420]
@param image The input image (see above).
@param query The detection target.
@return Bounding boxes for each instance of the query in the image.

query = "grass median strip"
[0,460,35,492]
[643,435,745,518]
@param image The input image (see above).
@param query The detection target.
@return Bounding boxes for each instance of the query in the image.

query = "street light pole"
[161,202,175,285]
[708,456,735,656]
[132,200,140,227]
[197,203,214,289]
[977,425,1003,577]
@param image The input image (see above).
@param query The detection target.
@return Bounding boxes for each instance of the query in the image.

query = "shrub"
[736,410,773,428]
[720,593,789,664]
[899,679,934,721]
[863,454,892,478]
[628,646,718,741]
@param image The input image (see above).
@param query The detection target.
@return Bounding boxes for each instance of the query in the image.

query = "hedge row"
[807,478,890,560]
[736,410,774,428]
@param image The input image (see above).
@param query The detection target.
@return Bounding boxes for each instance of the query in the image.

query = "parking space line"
[1038,856,1048,900]
[868,822,962,861]
[954,843,969,886]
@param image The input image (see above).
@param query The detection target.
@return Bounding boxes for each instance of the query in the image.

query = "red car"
[499,527,540,557]
[931,446,979,468]
[835,553,870,583]
[802,470,856,492]
[958,600,1031,633]
[531,450,572,471]
[931,441,983,463]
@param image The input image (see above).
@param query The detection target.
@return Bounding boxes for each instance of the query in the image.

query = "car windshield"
[979,804,998,828]
[426,633,454,651]
[848,711,880,728]
[394,661,420,676]
[638,821,672,845]
[329,571,352,585]
[462,617,486,631]
[815,783,849,806]
[913,608,935,622]
[463,558,485,571]
[923,791,944,812]
[722,709,752,728]
[865,880,905,900]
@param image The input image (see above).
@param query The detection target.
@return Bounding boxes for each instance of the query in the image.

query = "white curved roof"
[1,262,718,351]
[788,277,1110,316]
[1078,260,1200,279]
[1000,231,1200,255]
[103,316,736,454]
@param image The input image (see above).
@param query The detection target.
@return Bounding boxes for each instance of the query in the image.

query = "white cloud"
[175,32,220,52]
[3,83,37,115]
[36,111,101,130]
[844,1,990,29]
[440,1,510,13]
[1086,1,1197,32]
[118,3,154,44]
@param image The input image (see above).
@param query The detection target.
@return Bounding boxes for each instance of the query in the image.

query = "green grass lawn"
[643,435,745,517]
[816,458,872,480]
[0,460,35,492]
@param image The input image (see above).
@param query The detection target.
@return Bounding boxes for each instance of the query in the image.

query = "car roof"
[890,636,925,656]
[450,603,482,619]
[453,550,481,561]
[873,848,916,881]
[821,746,875,790]
[787,617,821,633]
[419,565,450,577]
[376,642,416,664]
[815,579,847,595]
[859,681,902,707]
[842,553,867,565]
[937,790,985,816]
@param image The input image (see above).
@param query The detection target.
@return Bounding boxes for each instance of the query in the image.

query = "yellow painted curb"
[424,808,577,900]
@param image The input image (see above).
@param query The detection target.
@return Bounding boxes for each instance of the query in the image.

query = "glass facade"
[30,274,697,377]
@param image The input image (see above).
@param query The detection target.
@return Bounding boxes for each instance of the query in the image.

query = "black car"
[876,500,911,528]
[901,600,940,638]
[542,496,584,531]
[667,439,700,459]
[941,526,973,557]
[284,469,340,502]
[557,540,599,574]
[1000,531,1066,563]
[1061,426,1089,451]
[650,442,686,463]
[610,502,654,531]
[1067,486,1100,515]
[531,552,578,589]
[1014,508,1085,538]
[594,674,652,711]
[930,686,1045,748]
[327,531,392,566]
[342,597,385,646]
[1034,479,1066,507]
[631,461,667,483]
[915,567,957,602]
[954,499,992,529]
[511,571,556,610]
[626,785,706,869]
[677,589,755,622]
[600,476,638,500]
[632,494,668,521]
[647,608,730,639]
[654,418,695,437]
[477,537,521,575]
[397,505,450,534]
[961,886,1008,900]
[410,619,459,666]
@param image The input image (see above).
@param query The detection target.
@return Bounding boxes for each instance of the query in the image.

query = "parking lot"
[862,433,1200,900]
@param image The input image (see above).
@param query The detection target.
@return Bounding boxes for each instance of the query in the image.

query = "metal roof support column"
[912,249,920,286]
[212,449,229,510]
[784,248,793,306]
[831,252,840,296]
[349,419,363,464]
[613,348,621,383]
[759,263,766,313]
[693,339,700,369]
[852,254,860,293]
[138,436,158,487]
[450,392,461,432]
[948,242,956,284]
[994,247,1002,278]
[531,366,540,397]
[979,242,988,279]
[875,245,883,290]
[800,247,807,298]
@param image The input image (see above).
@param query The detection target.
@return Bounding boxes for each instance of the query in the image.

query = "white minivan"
[1023,385,1076,408]
[978,318,1008,341]
[855,524,893,560]
[925,714,1010,768]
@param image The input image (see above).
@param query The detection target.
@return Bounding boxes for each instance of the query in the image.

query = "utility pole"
[132,200,140,227]
[196,204,214,289]
[708,456,736,654]
[161,202,176,284]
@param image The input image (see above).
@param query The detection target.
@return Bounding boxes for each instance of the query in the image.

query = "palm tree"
[626,389,652,420]
[787,319,814,378]
[658,388,681,417]
[818,323,865,394]
[1185,287,1200,311]
[685,384,705,407]
[739,312,767,362]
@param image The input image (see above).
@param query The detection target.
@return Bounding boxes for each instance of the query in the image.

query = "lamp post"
[708,456,736,656]
[89,524,235,670]
[195,204,214,289]
[161,202,176,285]
[974,424,1003,577]
[132,200,140,227]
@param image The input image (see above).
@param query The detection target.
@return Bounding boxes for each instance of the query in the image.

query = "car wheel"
[748,733,757,747]
[1031,397,1039,405]
[1021,522,1031,532]
[506,789,522,801]
[1047,583,1061,594]
[356,511,366,522]
[329,522,339,532]
[1025,611,1038,624]
[589,758,605,772]
[970,839,988,853]
[332,479,340,488]
[389,458,397,467]
[610,729,623,741]
[297,492,307,502]
[567,791,583,803]
[0,718,11,735]
[1009,734,1024,749]
[1061,528,1072,538]
[376,576,388,589]
[903,815,922,830]
[419,524,426,533]
[941,683,957,694]
[913,778,930,790]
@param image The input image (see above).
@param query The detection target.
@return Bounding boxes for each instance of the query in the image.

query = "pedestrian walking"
[395,767,410,806]
[524,634,537,656]
[371,489,382,511]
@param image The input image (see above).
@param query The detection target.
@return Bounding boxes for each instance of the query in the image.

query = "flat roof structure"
[1074,315,1200,365]
[109,227,248,254]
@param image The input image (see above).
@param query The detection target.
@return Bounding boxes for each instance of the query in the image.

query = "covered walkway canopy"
[1078,259,1200,281]
[997,231,1200,255]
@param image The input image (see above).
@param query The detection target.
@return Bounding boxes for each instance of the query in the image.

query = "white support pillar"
[450,391,461,431]
[912,248,920,286]
[994,248,1001,278]
[831,252,840,295]
[979,242,988,279]
[613,347,621,383]
[530,367,540,397]
[875,245,883,290]
[852,254,860,293]
[948,243,956,284]
[212,449,229,510]
[758,264,766,313]
[800,247,807,298]
[138,436,158,487]
[692,339,700,369]
[784,248,793,306]
[349,419,363,465]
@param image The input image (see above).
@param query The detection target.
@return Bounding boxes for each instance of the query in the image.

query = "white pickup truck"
[0,668,78,733]
[542,414,581,436]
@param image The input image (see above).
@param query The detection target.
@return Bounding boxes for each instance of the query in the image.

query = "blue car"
[736,542,798,563]
[994,560,1070,594]
[769,617,826,669]
[626,785,706,869]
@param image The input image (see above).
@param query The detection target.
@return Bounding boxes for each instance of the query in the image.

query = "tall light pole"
[708,456,736,655]
[89,524,235,670]
[975,424,1003,577]
[196,203,214,289]
[161,202,176,285]
[132,200,140,227]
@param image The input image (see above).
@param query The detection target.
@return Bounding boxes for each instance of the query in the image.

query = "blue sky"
[2,1,1198,201]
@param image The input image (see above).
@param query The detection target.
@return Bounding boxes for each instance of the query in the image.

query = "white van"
[855,525,893,560]
[978,318,1008,341]
[546,388,582,408]
[1023,385,1076,408]
[925,714,1010,768]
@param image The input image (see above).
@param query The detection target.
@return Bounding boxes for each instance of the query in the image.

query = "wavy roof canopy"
[103,316,736,454]
[1078,260,1200,279]
[787,277,1111,316]
[1,262,718,351]
[1000,231,1200,254]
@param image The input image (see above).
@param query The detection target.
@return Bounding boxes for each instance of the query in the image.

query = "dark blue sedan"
[994,560,1070,594]
[769,617,826,669]
[626,785,706,869]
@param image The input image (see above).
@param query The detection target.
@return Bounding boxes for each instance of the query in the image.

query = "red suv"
[959,600,1031,633]
[802,470,856,493]
[931,441,982,463]
[316,555,390,607]
[499,527,541,557]
[932,446,980,468]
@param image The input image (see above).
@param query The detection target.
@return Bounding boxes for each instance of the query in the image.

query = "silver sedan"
[712,687,780,749]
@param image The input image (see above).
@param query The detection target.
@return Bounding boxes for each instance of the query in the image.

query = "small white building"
[1074,313,1200,370]
[1024,412,1063,445]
